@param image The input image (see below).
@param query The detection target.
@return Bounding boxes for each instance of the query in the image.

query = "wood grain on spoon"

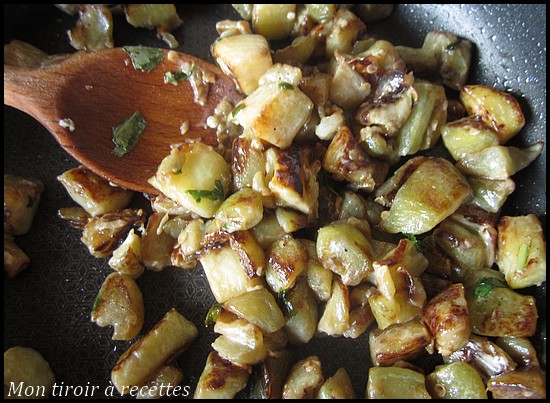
[4,48,242,194]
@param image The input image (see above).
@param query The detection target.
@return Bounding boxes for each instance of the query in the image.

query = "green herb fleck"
[91,293,102,312]
[186,180,225,203]
[112,112,148,157]
[204,302,224,327]
[277,290,297,319]
[230,103,246,117]
[403,233,425,253]
[474,277,508,299]
[122,46,163,73]
[516,242,530,271]
[164,67,193,84]
[278,82,295,90]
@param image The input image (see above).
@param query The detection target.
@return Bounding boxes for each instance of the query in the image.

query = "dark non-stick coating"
[4,4,546,399]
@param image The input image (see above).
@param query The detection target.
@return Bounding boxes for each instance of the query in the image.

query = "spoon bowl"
[4,48,242,194]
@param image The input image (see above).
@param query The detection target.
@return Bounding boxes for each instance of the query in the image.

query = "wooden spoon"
[4,48,242,194]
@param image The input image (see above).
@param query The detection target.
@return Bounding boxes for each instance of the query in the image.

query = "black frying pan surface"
[4,4,546,399]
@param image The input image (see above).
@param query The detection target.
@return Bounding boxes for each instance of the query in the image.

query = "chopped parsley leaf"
[122,46,163,73]
[112,112,148,157]
[473,277,508,299]
[186,180,225,203]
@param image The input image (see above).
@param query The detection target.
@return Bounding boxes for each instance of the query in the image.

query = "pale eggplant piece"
[356,86,414,138]
[343,282,376,339]
[496,214,546,289]
[300,71,332,109]
[338,190,368,220]
[378,157,472,235]
[135,364,183,400]
[358,129,400,166]
[4,234,30,279]
[486,366,547,399]
[369,318,433,366]
[148,142,232,219]
[258,63,303,88]
[275,207,310,234]
[396,81,447,156]
[325,8,366,59]
[213,311,264,350]
[141,213,176,271]
[368,261,426,330]
[224,287,285,334]
[460,84,525,143]
[496,337,540,368]
[304,4,337,24]
[249,350,293,399]
[4,346,56,399]
[365,366,431,399]
[273,35,316,65]
[108,229,144,279]
[445,334,516,380]
[376,238,429,277]
[440,38,472,91]
[466,275,538,337]
[148,193,192,216]
[194,351,250,399]
[468,177,515,213]
[170,218,204,269]
[441,116,500,161]
[57,166,134,217]
[317,276,350,336]
[266,146,320,216]
[266,234,308,293]
[251,4,296,41]
[212,33,272,96]
[231,136,266,192]
[433,205,498,270]
[199,245,263,303]
[316,367,355,399]
[420,283,471,356]
[426,361,488,399]
[316,222,374,286]
[230,4,253,21]
[57,207,91,230]
[455,142,544,180]
[250,210,286,250]
[231,81,313,149]
[4,174,44,236]
[225,230,266,278]
[213,188,263,233]
[281,356,324,399]
[395,45,439,77]
[4,39,69,68]
[302,239,333,302]
[283,277,318,345]
[329,57,371,111]
[212,334,267,367]
[373,155,427,208]
[68,4,113,51]
[422,31,472,90]
[125,4,182,30]
[352,40,409,102]
[81,208,145,259]
[91,272,144,341]
[111,308,198,395]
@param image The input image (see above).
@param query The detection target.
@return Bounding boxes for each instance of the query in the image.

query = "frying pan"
[4,4,546,399]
